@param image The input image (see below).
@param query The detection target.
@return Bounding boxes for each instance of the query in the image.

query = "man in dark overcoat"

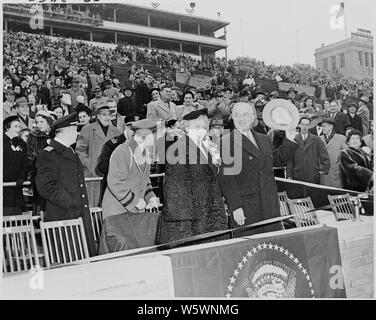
[36,113,96,256]
[325,101,350,135]
[219,102,298,237]
[286,117,330,184]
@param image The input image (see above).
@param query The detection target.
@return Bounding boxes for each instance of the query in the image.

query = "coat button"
[80,184,83,187]
[82,195,85,198]
[84,205,88,208]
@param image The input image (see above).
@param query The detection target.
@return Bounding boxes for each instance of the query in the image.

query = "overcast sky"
[8,0,374,66]
[120,0,375,66]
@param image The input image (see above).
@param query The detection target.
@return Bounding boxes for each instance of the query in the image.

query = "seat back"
[40,218,89,269]
[2,224,40,274]
[328,194,355,221]
[287,197,319,228]
[3,212,33,228]
[89,207,103,245]
[278,191,290,216]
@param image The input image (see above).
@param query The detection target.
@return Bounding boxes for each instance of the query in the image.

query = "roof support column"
[198,23,201,35]
[114,32,118,45]
[148,15,151,27]
[179,20,182,32]
[199,44,202,57]
[149,37,152,49]
[114,8,117,22]
[180,42,183,53]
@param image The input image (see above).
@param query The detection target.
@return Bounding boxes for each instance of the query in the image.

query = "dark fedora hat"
[183,108,208,121]
[286,87,298,94]
[320,117,335,126]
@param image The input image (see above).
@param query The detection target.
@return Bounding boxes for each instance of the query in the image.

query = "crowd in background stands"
[3,31,374,214]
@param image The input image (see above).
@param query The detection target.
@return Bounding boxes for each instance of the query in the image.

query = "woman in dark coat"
[27,111,54,215]
[3,116,29,216]
[339,129,373,192]
[159,109,228,244]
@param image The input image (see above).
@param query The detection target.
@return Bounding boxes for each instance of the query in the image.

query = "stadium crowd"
[3,31,374,233]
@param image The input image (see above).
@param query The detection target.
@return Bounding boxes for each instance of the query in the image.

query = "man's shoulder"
[334,133,346,141]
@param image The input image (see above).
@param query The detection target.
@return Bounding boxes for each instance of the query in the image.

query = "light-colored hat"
[360,96,369,104]
[262,99,300,130]
[76,95,86,104]
[61,94,71,106]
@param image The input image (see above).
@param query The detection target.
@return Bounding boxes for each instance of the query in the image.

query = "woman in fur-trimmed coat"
[159,110,229,244]
[339,130,373,192]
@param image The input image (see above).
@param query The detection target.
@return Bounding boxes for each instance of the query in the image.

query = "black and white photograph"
[0,0,374,304]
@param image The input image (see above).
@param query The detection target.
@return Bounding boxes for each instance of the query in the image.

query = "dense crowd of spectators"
[3,31,374,217]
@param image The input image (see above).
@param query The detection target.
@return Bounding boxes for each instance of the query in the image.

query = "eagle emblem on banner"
[226,243,315,298]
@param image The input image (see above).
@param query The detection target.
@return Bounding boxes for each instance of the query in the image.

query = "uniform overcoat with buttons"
[36,139,96,256]
[219,130,298,236]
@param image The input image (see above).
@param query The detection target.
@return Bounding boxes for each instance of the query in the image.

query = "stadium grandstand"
[3,2,229,60]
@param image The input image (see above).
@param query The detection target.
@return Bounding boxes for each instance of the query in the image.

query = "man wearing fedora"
[117,83,137,116]
[357,96,370,136]
[325,101,350,136]
[319,118,347,188]
[15,97,35,130]
[67,77,86,109]
[89,86,108,111]
[76,103,121,207]
[36,113,96,256]
[347,102,363,133]
[286,87,301,110]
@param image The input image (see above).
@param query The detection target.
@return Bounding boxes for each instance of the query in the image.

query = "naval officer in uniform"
[101,118,160,219]
[36,113,96,256]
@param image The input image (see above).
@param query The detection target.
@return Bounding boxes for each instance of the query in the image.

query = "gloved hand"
[135,198,147,211]
[146,196,160,211]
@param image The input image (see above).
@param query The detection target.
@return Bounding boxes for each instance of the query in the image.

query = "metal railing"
[2,168,286,188]
[3,173,165,188]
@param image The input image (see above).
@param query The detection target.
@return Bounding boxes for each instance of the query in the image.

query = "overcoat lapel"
[233,130,260,159]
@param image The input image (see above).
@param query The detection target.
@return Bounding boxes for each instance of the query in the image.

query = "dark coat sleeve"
[272,137,299,167]
[218,135,243,213]
[95,140,114,177]
[36,151,73,211]
[317,138,330,174]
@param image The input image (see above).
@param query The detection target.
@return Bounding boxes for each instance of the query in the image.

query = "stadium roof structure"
[109,3,230,33]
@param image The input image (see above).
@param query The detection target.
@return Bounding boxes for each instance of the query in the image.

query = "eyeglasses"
[232,112,252,119]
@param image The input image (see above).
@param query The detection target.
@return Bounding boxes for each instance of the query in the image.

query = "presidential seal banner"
[167,226,346,298]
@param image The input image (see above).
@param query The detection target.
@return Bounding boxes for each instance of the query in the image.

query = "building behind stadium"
[314,29,373,80]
